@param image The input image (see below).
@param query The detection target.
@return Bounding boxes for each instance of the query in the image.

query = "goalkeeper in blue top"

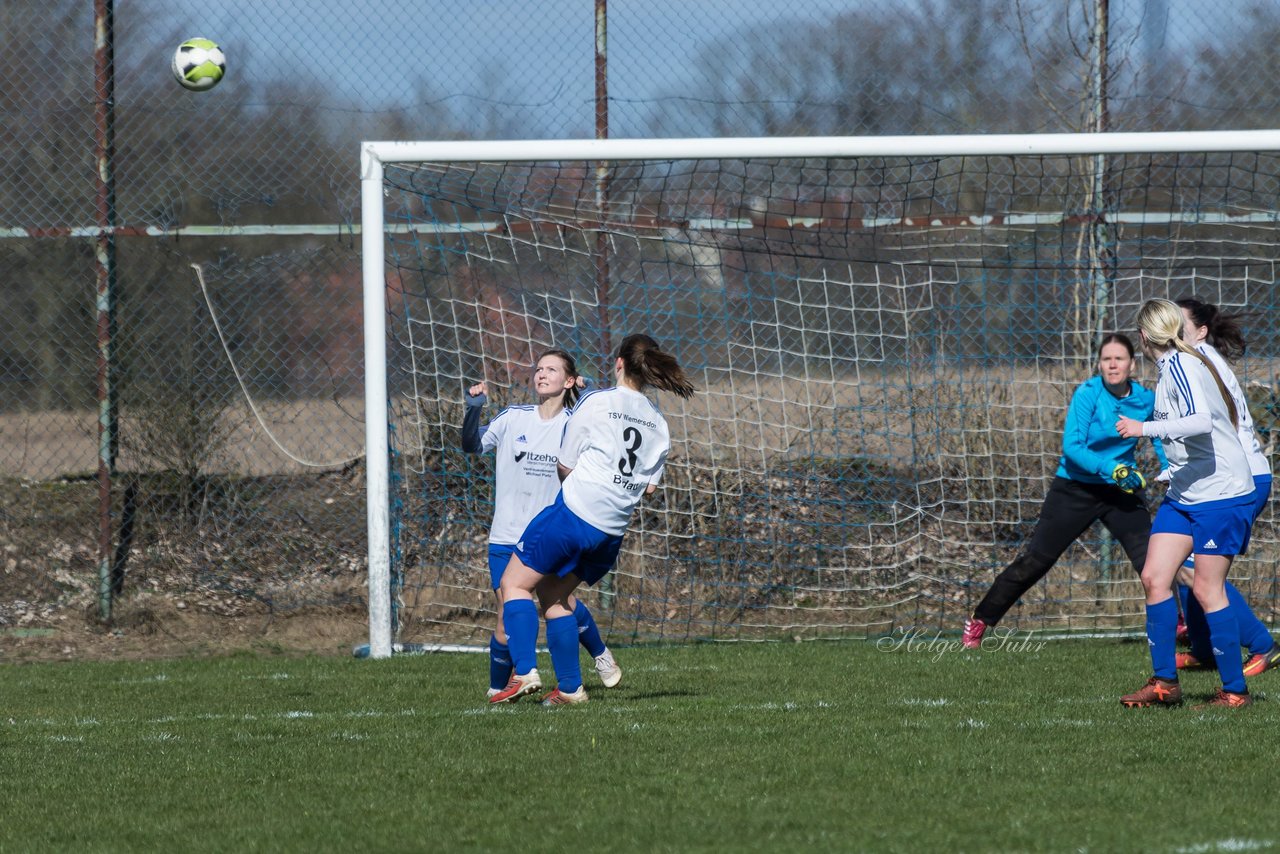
[490,333,695,706]
[461,349,621,700]
[963,333,1167,648]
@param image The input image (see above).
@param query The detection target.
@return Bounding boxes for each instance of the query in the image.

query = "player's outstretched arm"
[461,381,488,453]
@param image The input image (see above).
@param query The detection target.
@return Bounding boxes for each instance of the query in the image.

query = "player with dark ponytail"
[491,334,694,705]
[1172,298,1278,679]
[616,333,696,399]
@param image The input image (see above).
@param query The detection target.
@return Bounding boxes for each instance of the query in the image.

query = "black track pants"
[972,476,1151,626]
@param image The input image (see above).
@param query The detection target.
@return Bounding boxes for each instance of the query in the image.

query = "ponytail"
[1175,296,1249,362]
[617,334,695,399]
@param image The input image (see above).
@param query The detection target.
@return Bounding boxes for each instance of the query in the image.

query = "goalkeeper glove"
[1111,464,1146,494]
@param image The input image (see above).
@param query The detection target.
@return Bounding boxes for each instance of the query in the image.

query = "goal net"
[359,133,1280,658]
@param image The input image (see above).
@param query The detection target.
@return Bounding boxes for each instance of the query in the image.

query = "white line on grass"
[1017,718,1096,729]
[1175,840,1276,852]
[727,701,834,712]
[116,674,173,684]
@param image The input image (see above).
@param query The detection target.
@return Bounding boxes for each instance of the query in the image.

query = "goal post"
[360,130,1280,659]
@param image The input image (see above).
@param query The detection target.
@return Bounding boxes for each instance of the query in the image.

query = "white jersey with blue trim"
[477,405,569,544]
[1197,343,1271,478]
[1143,350,1253,505]
[559,386,671,536]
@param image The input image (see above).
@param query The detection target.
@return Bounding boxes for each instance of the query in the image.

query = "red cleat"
[961,618,988,650]
[488,668,543,704]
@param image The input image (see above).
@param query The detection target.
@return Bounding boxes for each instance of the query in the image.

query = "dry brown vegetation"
[4,362,1278,662]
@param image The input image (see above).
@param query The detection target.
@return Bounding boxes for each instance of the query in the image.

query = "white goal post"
[358,128,1280,660]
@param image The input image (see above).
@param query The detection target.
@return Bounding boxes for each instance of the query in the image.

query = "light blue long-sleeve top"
[1055,375,1168,483]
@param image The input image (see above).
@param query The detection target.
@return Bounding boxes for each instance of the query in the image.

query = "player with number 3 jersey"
[461,350,622,700]
[491,334,695,706]
[559,385,671,536]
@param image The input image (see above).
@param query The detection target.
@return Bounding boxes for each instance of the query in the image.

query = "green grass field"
[3,635,1278,852]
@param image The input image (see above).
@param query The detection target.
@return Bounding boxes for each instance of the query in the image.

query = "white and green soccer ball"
[171,38,226,91]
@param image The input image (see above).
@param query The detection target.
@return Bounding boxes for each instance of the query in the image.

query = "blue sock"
[546,614,583,693]
[1183,587,1213,662]
[574,600,606,658]
[502,599,539,675]
[1225,582,1274,656]
[1205,605,1247,694]
[1146,597,1178,681]
[489,635,513,691]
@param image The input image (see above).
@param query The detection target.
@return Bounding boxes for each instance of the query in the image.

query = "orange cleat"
[1193,688,1252,710]
[1243,648,1280,678]
[1175,652,1214,671]
[1121,677,1182,708]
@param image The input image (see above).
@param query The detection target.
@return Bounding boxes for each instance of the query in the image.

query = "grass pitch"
[3,634,1278,852]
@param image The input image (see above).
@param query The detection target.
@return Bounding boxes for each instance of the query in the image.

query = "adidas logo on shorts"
[1202,538,1217,549]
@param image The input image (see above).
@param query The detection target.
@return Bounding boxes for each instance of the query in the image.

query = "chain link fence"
[3,0,1279,657]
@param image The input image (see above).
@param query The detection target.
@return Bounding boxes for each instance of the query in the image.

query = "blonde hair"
[1136,298,1237,429]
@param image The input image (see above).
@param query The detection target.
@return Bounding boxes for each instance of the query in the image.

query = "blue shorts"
[487,544,515,591]
[1152,492,1255,556]
[513,493,624,586]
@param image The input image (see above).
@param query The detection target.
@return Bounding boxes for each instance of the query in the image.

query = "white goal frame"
[359,129,1280,659]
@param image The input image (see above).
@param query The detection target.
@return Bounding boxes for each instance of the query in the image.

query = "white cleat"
[594,648,622,688]
[542,685,589,706]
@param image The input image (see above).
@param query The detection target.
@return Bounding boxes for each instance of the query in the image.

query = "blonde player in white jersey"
[461,349,620,701]
[490,334,695,706]
[1116,299,1256,709]
[1171,298,1279,677]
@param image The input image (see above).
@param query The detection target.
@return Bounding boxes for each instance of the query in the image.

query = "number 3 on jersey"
[618,426,642,476]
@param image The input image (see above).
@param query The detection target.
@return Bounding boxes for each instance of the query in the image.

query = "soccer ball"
[172,38,226,91]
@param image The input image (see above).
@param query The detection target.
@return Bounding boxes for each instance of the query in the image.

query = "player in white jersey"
[490,334,695,705]
[1116,299,1256,709]
[1172,298,1279,677]
[461,349,621,701]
